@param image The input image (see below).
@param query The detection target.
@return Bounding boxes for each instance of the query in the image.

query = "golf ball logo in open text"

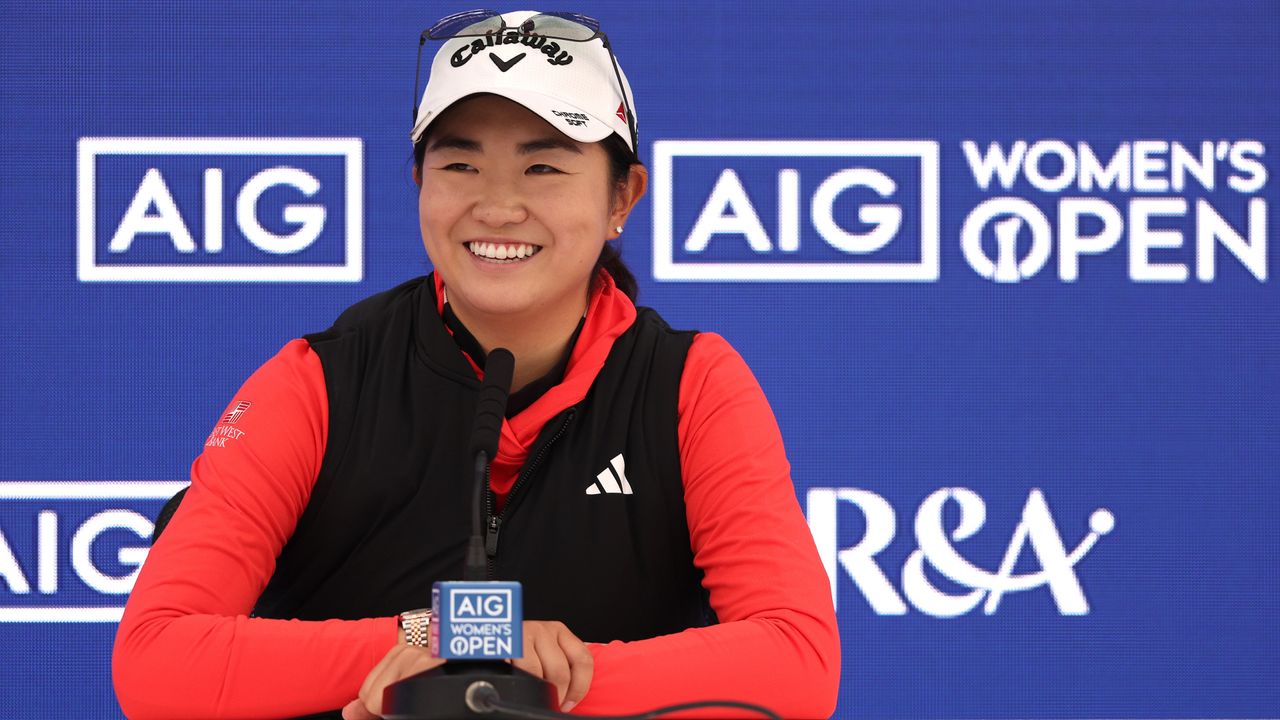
[961,139,1268,283]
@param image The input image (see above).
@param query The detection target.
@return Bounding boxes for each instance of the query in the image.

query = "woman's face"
[418,95,639,327]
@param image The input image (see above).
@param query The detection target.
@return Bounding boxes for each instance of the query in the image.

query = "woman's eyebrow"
[518,137,583,155]
[426,135,583,155]
[427,135,480,152]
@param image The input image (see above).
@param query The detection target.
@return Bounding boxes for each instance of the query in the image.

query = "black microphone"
[465,348,513,582]
[383,347,557,719]
[468,348,514,461]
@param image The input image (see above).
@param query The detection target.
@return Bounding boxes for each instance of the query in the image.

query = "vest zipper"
[485,408,577,578]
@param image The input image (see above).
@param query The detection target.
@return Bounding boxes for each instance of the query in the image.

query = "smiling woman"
[111,9,839,720]
[414,95,646,392]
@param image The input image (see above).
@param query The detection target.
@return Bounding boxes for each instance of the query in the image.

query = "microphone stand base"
[383,661,557,719]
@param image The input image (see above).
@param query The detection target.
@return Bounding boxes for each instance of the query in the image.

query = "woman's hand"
[341,620,594,719]
[513,620,594,712]
[341,644,445,720]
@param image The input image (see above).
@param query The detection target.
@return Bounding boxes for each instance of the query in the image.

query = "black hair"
[597,132,640,301]
[412,121,642,301]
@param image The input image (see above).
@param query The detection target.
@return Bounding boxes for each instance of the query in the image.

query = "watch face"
[401,609,432,632]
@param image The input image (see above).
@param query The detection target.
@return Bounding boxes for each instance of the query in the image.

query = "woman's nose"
[471,184,529,227]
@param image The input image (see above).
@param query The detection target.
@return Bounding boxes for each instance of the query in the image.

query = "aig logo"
[451,589,514,623]
[77,137,363,282]
[0,481,185,622]
[652,140,939,281]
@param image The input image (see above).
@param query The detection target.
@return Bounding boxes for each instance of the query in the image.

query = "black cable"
[475,688,782,720]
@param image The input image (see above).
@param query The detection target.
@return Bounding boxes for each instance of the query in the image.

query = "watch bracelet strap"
[401,611,432,648]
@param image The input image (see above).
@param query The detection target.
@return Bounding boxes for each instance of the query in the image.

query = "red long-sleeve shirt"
[113,286,839,719]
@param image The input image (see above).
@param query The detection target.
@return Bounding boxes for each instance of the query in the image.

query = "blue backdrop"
[1,1,1276,718]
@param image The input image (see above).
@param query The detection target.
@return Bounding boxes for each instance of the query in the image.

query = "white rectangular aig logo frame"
[450,588,514,623]
[0,481,188,623]
[77,137,364,282]
[652,140,939,282]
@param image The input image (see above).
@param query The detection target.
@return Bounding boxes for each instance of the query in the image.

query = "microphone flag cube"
[431,581,523,660]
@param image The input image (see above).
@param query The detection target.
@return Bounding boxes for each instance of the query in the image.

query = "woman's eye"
[527,164,563,175]
[440,162,475,172]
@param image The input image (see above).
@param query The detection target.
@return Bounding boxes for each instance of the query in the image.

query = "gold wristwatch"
[399,608,433,648]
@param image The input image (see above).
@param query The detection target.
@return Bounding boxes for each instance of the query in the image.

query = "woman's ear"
[413,164,423,187]
[609,164,648,238]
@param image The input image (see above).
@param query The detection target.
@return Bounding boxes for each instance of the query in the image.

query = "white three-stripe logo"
[586,453,632,495]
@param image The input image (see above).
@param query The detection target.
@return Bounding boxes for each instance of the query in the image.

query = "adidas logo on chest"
[585,453,632,496]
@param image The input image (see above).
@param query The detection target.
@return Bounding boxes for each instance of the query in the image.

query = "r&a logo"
[807,486,1114,617]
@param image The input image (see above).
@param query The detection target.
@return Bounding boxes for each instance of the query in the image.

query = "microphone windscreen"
[468,348,514,460]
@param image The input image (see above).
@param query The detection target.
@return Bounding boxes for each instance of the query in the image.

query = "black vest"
[254,276,711,650]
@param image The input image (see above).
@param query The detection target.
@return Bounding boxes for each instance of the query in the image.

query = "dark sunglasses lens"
[427,10,503,39]
[519,13,600,41]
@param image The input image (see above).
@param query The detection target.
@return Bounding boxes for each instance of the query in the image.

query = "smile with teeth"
[468,241,542,263]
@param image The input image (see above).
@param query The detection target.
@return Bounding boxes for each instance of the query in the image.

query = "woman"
[113,10,839,719]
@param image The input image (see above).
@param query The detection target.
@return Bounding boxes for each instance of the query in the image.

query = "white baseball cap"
[410,10,637,152]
